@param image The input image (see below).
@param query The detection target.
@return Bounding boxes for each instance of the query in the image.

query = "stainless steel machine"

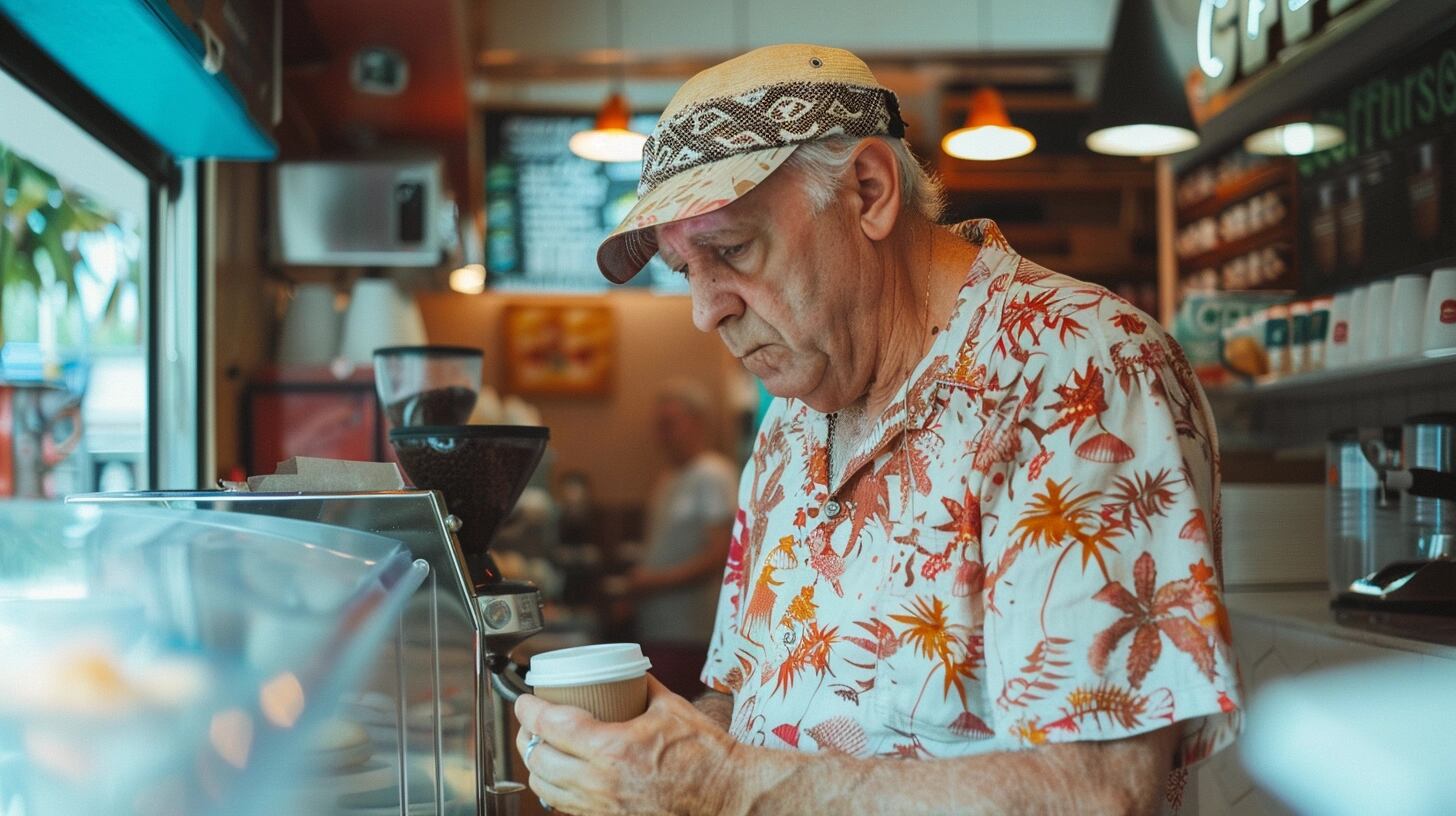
[72,481,548,815]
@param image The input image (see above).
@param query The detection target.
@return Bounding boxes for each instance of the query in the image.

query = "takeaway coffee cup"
[525,643,653,722]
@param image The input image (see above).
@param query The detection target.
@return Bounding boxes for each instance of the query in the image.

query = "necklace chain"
[825,229,936,524]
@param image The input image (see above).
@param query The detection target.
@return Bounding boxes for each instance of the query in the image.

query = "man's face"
[655,165,877,412]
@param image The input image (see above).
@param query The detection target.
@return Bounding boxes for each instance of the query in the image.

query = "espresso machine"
[72,346,552,815]
[1331,415,1456,635]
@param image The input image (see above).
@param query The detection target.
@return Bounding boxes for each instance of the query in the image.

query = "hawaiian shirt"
[702,220,1240,807]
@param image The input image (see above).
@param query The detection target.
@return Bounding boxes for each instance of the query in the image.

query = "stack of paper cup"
[278,283,341,366]
[525,643,653,722]
[1326,291,1354,369]
[1362,280,1393,362]
[1389,273,1430,358]
[1423,268,1456,352]
[338,279,429,367]
[1348,286,1370,365]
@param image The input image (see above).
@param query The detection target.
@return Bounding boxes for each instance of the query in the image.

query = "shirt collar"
[818,219,1021,494]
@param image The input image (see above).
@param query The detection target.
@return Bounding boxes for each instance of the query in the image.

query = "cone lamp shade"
[1085,0,1199,157]
[942,86,1037,161]
[569,92,648,163]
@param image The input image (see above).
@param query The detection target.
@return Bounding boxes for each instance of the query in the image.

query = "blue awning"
[0,0,276,160]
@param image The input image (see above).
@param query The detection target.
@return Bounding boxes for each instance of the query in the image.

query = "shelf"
[1177,221,1296,272]
[1175,163,1292,223]
[938,154,1154,193]
[1205,348,1456,402]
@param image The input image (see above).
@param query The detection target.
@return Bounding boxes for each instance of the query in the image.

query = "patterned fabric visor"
[638,81,906,196]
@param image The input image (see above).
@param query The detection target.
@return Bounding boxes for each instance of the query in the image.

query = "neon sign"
[1197,0,1365,97]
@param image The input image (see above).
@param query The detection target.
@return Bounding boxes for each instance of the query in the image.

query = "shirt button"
[825,499,842,519]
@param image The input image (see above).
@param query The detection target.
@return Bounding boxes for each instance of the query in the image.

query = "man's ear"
[848,138,903,242]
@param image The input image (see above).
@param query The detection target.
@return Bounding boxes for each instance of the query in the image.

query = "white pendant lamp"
[1085,0,1199,157]
[1244,122,1346,156]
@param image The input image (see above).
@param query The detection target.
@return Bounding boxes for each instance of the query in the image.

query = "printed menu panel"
[483,111,684,294]
[1296,29,1456,292]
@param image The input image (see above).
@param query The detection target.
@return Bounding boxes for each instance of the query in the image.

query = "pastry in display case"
[0,501,428,816]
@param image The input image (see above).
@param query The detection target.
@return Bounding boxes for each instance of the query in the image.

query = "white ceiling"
[484,0,1121,59]
[474,0,1204,152]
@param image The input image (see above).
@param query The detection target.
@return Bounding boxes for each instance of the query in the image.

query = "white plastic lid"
[525,643,652,687]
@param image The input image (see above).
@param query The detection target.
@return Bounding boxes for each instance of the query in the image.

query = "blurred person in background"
[609,380,737,697]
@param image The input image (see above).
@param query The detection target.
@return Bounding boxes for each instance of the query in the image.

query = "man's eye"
[719,242,748,260]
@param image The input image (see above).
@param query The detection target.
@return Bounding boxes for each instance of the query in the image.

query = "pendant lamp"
[942,86,1037,161]
[1244,122,1345,156]
[569,91,647,163]
[1085,0,1199,157]
[569,0,647,163]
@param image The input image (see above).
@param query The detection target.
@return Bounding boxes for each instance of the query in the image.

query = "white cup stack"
[277,283,342,366]
[1423,268,1456,353]
[1325,291,1354,369]
[1347,286,1369,366]
[1361,281,1394,363]
[1388,273,1430,358]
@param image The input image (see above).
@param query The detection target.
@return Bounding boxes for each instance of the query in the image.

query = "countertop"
[1226,589,1456,660]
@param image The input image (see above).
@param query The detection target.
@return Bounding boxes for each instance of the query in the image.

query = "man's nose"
[690,271,746,333]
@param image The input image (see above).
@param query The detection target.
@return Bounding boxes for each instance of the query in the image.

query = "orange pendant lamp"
[569,0,648,163]
[569,90,648,163]
[942,86,1037,161]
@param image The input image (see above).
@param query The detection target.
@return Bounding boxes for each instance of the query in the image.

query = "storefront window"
[0,66,150,497]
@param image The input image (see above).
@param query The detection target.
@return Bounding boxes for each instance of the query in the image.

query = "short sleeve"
[978,293,1241,769]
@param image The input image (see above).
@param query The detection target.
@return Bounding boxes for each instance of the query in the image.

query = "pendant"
[825,499,842,519]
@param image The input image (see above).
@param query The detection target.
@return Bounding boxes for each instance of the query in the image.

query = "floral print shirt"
[702,220,1240,808]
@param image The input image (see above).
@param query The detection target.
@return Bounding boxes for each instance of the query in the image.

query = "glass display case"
[0,500,429,816]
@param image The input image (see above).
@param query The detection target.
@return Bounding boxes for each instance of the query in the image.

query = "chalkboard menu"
[484,111,684,293]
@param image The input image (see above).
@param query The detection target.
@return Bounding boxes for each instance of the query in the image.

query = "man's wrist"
[706,735,756,816]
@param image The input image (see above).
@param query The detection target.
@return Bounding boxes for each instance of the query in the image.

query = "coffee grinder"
[375,346,548,812]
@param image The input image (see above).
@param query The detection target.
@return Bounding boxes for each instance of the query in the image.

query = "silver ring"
[523,734,542,768]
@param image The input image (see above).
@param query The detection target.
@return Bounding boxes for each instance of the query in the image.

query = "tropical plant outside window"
[0,143,144,364]
[0,112,149,497]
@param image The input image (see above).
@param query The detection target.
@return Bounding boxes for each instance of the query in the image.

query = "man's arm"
[725,722,1180,816]
[516,676,1181,816]
[692,689,733,730]
[629,522,733,593]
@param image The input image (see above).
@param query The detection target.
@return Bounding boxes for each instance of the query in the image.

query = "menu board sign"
[483,111,684,293]
[1295,28,1456,291]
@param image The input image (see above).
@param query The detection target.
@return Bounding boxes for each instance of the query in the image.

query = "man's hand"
[519,676,1180,816]
[515,674,740,816]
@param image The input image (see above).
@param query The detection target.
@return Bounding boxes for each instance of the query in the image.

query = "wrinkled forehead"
[653,171,794,264]
[655,205,740,246]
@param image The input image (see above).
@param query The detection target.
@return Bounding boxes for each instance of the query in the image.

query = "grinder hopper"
[388,424,549,595]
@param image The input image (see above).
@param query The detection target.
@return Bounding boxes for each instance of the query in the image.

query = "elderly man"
[517,44,1240,815]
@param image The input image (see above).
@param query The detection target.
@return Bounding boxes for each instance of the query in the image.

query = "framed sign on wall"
[502,304,616,397]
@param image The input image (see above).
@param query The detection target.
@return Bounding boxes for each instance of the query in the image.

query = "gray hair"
[782,135,947,223]
[656,379,712,422]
